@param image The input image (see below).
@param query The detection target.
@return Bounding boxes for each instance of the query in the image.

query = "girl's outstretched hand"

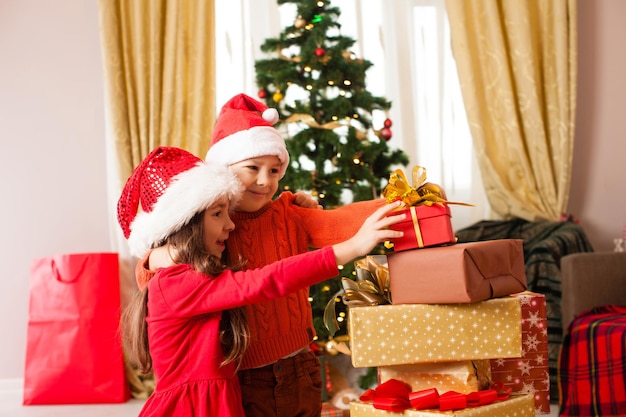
[332,201,405,266]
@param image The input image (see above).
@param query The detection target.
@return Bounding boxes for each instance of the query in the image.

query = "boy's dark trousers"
[239,350,322,417]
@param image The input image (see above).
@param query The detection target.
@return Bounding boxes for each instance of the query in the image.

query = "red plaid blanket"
[558,305,626,416]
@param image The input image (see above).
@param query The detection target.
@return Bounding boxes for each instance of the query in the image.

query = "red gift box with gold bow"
[382,166,468,252]
[389,204,455,251]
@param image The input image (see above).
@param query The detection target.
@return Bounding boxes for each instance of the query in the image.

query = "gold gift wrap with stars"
[348,297,522,368]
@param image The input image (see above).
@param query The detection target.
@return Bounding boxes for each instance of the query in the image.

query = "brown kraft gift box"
[388,239,527,304]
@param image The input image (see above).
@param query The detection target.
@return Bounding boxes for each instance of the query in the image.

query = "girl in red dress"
[117,146,403,417]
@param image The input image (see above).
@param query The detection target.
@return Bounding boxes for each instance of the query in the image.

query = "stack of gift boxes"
[346,168,550,416]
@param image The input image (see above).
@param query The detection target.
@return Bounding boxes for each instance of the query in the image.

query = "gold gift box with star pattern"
[348,296,522,368]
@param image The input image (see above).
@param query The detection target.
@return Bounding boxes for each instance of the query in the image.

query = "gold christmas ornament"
[272,91,284,102]
[294,16,305,29]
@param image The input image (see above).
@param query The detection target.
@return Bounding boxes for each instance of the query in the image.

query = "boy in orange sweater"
[204,94,384,417]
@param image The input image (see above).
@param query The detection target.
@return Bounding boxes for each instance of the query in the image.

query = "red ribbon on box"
[373,397,412,412]
[439,391,467,411]
[408,387,439,409]
[359,379,512,412]
[467,388,498,406]
[360,379,412,412]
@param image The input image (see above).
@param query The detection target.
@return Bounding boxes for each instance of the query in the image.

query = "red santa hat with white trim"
[205,93,289,178]
[117,146,243,258]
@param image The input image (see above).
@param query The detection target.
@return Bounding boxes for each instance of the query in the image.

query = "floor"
[0,379,561,416]
[0,379,145,417]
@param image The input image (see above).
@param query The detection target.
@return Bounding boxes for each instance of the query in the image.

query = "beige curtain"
[97,0,216,398]
[445,0,577,221]
[98,0,216,188]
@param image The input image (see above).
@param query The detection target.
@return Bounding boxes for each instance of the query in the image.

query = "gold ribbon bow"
[324,255,391,336]
[383,166,475,209]
[382,166,472,249]
[382,166,449,208]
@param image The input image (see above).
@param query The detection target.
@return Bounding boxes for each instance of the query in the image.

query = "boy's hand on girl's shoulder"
[293,191,323,210]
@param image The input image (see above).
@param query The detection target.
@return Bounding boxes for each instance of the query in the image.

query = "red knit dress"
[135,246,338,417]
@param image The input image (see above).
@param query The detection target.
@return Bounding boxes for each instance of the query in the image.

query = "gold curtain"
[98,0,216,188]
[445,0,577,221]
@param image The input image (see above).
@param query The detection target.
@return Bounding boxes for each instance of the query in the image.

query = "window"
[214,0,488,229]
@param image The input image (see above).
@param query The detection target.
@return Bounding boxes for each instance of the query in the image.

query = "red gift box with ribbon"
[382,166,471,252]
[490,292,550,414]
[389,204,456,251]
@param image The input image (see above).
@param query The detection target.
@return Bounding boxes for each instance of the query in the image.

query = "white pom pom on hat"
[263,108,279,125]
[206,93,289,178]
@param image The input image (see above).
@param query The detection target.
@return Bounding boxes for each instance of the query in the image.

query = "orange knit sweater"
[227,192,385,369]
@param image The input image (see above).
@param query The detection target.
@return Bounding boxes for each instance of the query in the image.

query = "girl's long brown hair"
[121,211,249,374]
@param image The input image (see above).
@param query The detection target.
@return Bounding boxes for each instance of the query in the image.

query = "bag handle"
[51,256,90,283]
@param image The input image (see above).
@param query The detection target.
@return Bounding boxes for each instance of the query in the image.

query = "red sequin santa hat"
[205,93,289,178]
[117,146,243,258]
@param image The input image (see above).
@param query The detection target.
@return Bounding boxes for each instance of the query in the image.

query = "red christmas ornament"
[315,47,326,57]
[381,127,392,141]
[258,89,267,99]
[384,118,393,128]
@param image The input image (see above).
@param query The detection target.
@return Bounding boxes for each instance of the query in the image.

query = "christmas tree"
[254,0,409,343]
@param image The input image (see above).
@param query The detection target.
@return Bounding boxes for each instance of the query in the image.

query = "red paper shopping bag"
[23,252,130,404]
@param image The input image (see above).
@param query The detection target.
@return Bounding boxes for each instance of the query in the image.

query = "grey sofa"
[560,251,626,331]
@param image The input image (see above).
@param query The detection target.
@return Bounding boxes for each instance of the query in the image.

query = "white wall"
[0,0,624,380]
[568,0,626,252]
[0,1,111,379]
